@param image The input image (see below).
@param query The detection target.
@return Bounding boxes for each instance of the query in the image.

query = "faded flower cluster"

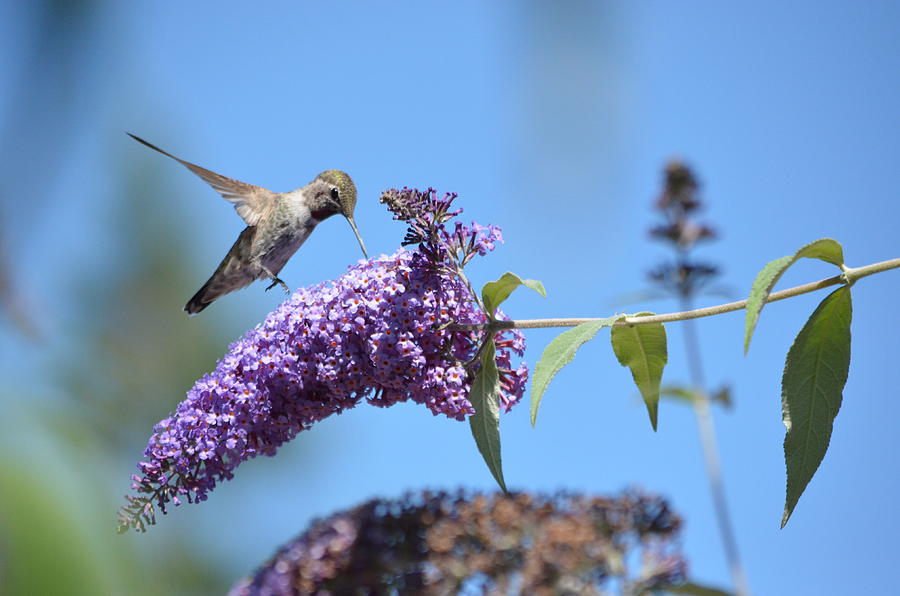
[230,490,688,596]
[647,160,719,295]
[119,189,527,532]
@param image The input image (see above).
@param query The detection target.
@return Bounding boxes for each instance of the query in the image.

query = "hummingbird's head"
[317,170,357,218]
[314,170,367,258]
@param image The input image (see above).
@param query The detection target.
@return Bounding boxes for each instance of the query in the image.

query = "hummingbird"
[127,133,367,314]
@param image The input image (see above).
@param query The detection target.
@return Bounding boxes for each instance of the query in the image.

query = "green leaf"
[744,238,845,354]
[665,582,734,596]
[794,238,845,266]
[669,385,730,408]
[744,255,793,353]
[781,285,852,528]
[660,384,732,409]
[610,313,667,431]
[660,386,697,404]
[530,317,619,426]
[468,340,507,492]
[481,272,546,318]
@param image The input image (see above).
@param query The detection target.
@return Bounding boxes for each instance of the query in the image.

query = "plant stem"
[456,257,899,331]
[680,295,751,596]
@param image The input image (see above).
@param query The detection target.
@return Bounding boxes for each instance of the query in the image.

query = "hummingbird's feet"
[265,277,290,294]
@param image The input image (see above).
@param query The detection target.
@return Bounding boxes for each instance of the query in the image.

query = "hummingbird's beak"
[346,216,368,259]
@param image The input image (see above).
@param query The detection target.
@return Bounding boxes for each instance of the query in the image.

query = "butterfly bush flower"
[119,189,527,532]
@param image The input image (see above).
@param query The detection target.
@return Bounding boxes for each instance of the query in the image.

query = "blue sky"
[2,1,898,594]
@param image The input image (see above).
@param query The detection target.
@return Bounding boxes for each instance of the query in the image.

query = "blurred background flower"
[230,490,687,596]
[1,1,897,594]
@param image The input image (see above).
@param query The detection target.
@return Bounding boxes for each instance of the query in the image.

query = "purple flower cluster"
[119,189,527,532]
[229,490,688,595]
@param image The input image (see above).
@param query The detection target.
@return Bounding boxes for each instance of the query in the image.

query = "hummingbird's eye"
[330,187,339,201]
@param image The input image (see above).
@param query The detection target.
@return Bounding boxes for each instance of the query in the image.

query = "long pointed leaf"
[781,285,852,527]
[468,340,507,492]
[530,317,619,426]
[744,238,845,354]
[481,272,546,318]
[610,313,667,431]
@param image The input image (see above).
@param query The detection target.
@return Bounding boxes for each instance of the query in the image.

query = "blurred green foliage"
[0,166,233,595]
[0,5,241,593]
[0,164,232,595]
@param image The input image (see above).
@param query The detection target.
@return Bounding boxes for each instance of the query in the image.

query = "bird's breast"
[256,202,316,272]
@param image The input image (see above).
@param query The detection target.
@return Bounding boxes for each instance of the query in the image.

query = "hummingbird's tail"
[185,281,216,315]
[185,273,258,314]
[184,265,256,314]
[184,226,257,315]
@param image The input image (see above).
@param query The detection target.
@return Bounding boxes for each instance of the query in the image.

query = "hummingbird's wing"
[128,133,275,226]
